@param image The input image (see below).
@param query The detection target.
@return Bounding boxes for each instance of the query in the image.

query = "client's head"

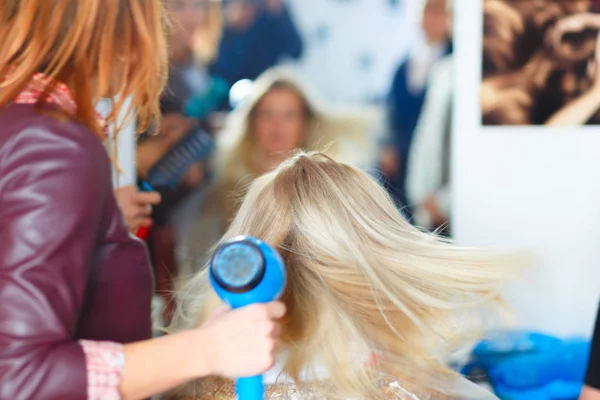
[175,151,514,398]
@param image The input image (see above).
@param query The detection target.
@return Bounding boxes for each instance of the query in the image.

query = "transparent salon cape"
[178,373,498,400]
[170,347,498,400]
[264,377,497,400]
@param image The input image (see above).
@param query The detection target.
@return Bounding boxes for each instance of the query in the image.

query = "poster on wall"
[481,0,600,126]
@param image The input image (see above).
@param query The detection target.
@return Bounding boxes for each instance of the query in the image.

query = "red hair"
[0,0,169,137]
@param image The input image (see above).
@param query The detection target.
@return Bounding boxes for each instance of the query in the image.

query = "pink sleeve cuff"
[79,340,125,400]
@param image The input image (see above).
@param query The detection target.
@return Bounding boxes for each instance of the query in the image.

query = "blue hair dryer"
[209,235,287,400]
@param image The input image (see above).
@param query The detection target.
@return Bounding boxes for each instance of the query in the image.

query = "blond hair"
[0,0,168,137]
[173,152,516,399]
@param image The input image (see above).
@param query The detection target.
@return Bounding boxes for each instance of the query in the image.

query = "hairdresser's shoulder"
[0,103,109,170]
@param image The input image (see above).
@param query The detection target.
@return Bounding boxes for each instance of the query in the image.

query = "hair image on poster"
[481,0,600,126]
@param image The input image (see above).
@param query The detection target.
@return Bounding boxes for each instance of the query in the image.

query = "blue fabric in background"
[210,5,303,86]
[463,331,590,400]
[383,60,426,211]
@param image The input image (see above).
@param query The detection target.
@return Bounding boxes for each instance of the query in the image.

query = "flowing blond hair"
[173,151,517,399]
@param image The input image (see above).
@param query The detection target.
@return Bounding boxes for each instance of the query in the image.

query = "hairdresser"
[581,303,600,400]
[0,1,285,399]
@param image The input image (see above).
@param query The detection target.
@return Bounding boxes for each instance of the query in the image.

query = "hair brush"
[135,126,214,240]
[145,126,214,189]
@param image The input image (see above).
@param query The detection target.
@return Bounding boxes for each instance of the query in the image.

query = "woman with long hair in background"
[178,67,381,278]
[0,1,285,399]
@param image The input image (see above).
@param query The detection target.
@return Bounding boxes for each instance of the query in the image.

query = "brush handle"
[145,127,213,189]
[237,375,264,400]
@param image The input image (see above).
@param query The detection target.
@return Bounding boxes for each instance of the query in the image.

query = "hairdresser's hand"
[423,195,447,228]
[199,302,286,378]
[114,186,162,233]
[580,385,600,400]
[380,147,400,178]
[137,113,194,178]
[181,162,206,188]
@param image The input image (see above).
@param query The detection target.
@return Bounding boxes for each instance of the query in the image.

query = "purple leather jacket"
[0,104,154,399]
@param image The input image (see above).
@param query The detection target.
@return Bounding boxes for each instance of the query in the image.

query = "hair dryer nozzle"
[210,240,266,293]
[209,236,286,309]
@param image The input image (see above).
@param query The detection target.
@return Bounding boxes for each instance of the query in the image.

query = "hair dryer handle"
[237,375,264,400]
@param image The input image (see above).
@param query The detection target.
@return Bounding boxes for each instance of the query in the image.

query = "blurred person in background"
[0,1,286,398]
[210,0,303,106]
[581,303,600,399]
[179,67,379,278]
[407,0,454,235]
[380,0,452,217]
[138,0,227,323]
[165,0,230,120]
[103,0,222,236]
[136,98,209,325]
